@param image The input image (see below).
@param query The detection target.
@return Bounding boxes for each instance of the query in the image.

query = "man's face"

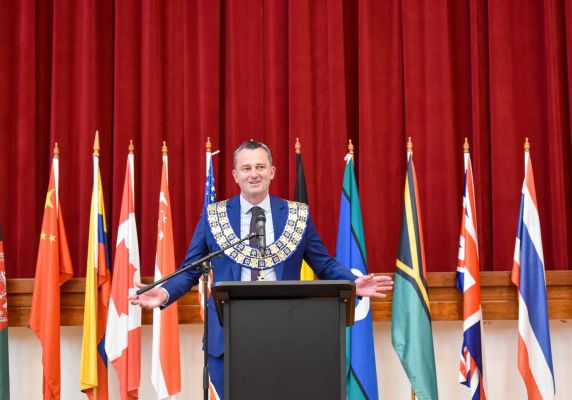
[232,148,276,202]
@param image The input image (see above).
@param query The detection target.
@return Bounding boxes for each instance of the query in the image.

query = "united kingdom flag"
[456,144,486,400]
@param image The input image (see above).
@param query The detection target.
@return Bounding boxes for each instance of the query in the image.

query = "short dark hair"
[233,140,273,168]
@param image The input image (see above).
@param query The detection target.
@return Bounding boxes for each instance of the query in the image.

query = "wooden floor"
[6,270,572,326]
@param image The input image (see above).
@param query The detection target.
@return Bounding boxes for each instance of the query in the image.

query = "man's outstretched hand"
[128,275,393,308]
[355,274,394,298]
[128,282,168,310]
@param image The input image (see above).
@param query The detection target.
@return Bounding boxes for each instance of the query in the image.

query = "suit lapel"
[270,196,287,237]
[226,196,243,281]
[270,196,287,280]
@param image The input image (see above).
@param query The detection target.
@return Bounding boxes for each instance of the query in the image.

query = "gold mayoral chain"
[207,200,309,278]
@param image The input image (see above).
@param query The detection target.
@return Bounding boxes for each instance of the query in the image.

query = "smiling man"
[129,140,393,399]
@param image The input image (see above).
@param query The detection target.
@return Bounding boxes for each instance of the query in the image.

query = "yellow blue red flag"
[80,133,111,400]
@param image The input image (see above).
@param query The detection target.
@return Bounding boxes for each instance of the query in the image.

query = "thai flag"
[511,147,555,400]
[456,151,486,400]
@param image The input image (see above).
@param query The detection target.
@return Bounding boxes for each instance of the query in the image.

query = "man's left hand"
[355,274,393,298]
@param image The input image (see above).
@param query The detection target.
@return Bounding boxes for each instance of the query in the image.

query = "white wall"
[375,320,571,399]
[8,320,571,399]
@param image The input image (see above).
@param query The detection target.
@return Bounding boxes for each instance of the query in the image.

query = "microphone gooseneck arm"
[135,232,257,295]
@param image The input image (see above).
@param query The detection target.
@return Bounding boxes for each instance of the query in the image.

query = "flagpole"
[348,138,354,159]
[201,261,209,400]
[203,138,212,400]
[202,137,211,400]
[408,137,416,400]
[407,138,416,400]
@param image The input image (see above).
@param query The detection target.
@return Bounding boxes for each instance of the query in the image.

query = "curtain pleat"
[0,0,570,278]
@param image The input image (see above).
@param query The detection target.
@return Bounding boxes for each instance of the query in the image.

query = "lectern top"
[211,280,356,326]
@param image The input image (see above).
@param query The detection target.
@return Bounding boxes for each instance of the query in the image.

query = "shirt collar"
[240,194,271,215]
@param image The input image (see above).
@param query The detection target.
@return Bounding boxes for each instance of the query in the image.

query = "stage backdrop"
[0,0,571,278]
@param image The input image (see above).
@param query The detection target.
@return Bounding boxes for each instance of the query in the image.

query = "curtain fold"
[1,0,570,278]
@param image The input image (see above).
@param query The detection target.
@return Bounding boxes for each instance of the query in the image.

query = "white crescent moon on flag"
[351,268,370,321]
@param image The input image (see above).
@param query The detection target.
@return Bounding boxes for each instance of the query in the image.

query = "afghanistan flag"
[336,155,378,399]
[0,225,9,399]
[391,152,438,400]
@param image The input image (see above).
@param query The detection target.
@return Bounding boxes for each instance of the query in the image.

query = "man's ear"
[270,165,276,180]
[232,169,239,183]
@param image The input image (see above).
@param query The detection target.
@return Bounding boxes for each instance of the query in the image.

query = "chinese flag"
[29,148,74,399]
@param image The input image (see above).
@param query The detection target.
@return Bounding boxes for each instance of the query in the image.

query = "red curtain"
[1,0,571,279]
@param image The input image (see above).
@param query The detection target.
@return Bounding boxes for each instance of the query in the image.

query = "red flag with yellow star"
[29,144,74,399]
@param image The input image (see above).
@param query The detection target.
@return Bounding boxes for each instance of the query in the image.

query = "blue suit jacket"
[161,195,356,357]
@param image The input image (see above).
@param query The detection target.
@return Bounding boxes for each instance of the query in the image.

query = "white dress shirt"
[239,195,277,281]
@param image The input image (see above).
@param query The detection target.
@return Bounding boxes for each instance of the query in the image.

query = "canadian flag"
[151,146,181,398]
[105,146,141,399]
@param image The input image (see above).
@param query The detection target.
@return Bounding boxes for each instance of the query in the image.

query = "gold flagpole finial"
[295,138,301,154]
[463,137,470,153]
[206,137,212,153]
[128,139,134,154]
[407,137,413,152]
[93,131,100,156]
[162,141,168,155]
[348,139,354,156]
[53,142,60,158]
[524,137,530,153]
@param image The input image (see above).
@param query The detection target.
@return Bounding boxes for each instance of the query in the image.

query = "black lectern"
[212,280,355,400]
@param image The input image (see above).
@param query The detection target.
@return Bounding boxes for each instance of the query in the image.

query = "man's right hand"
[128,282,168,310]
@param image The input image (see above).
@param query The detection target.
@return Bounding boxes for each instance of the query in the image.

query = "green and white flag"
[391,152,438,400]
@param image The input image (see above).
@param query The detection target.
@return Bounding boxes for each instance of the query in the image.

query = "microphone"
[254,213,266,256]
